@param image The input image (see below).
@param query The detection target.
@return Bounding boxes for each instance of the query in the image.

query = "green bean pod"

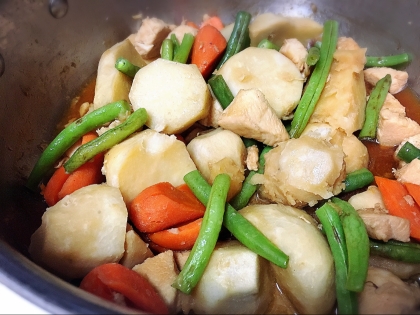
[26,100,131,190]
[115,57,141,78]
[170,33,180,56]
[396,141,420,163]
[173,33,195,64]
[172,173,231,294]
[208,74,234,109]
[365,52,412,68]
[306,46,321,66]
[289,20,339,138]
[183,170,289,269]
[332,198,369,292]
[64,108,147,173]
[316,202,358,314]
[161,38,174,61]
[358,74,391,140]
[257,38,280,50]
[343,168,374,193]
[370,239,420,263]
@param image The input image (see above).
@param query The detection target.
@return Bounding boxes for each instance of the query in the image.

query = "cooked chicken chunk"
[377,93,420,146]
[395,133,420,163]
[394,158,420,185]
[307,37,367,135]
[280,38,309,77]
[218,89,290,146]
[132,17,172,59]
[364,67,408,94]
[246,145,259,171]
[358,267,420,314]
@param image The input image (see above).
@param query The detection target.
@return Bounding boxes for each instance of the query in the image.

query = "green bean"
[208,74,234,109]
[183,170,289,269]
[358,74,391,140]
[170,33,180,56]
[64,108,147,173]
[26,100,131,190]
[257,38,280,50]
[396,141,420,163]
[241,137,259,148]
[343,168,374,193]
[289,20,339,138]
[230,146,273,210]
[370,239,420,264]
[161,38,174,61]
[172,33,194,64]
[216,11,252,70]
[332,198,369,293]
[172,173,231,294]
[365,52,412,68]
[114,57,141,78]
[306,46,321,66]
[316,202,358,314]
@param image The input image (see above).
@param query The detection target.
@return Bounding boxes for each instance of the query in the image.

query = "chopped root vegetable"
[404,182,420,209]
[186,21,199,29]
[147,218,203,251]
[201,16,224,30]
[191,24,227,79]
[129,182,206,233]
[43,166,70,206]
[375,176,420,240]
[80,263,169,314]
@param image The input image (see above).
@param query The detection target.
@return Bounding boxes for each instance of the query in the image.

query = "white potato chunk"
[119,227,153,269]
[186,128,246,200]
[256,135,346,207]
[104,129,197,204]
[29,184,127,279]
[216,47,304,119]
[239,204,336,315]
[249,13,323,47]
[348,185,386,211]
[129,58,211,134]
[342,134,369,173]
[93,36,147,110]
[218,89,290,146]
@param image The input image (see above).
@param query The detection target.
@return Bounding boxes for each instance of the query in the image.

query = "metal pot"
[0,0,419,313]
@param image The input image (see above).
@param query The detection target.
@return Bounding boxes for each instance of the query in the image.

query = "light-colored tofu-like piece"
[129,58,211,134]
[239,204,336,315]
[218,89,290,146]
[166,24,198,43]
[104,129,197,204]
[364,67,408,94]
[342,134,369,173]
[348,185,386,211]
[29,184,127,279]
[119,227,153,269]
[280,38,309,76]
[132,250,182,314]
[308,37,367,135]
[377,93,420,146]
[132,17,172,59]
[246,145,259,171]
[394,158,420,185]
[216,47,304,119]
[249,13,323,47]
[93,36,147,110]
[186,128,246,201]
[359,267,420,315]
[181,241,273,315]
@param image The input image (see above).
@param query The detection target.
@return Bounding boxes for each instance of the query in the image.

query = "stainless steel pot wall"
[0,0,419,313]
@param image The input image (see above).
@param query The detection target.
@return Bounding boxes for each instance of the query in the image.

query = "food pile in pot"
[25,10,420,315]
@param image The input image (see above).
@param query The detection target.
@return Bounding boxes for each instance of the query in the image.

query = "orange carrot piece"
[186,21,199,29]
[404,182,420,208]
[190,24,227,79]
[43,166,71,206]
[147,218,203,251]
[201,16,224,31]
[176,183,204,204]
[375,176,420,240]
[129,182,206,233]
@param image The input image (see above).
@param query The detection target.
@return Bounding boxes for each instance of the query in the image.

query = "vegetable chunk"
[29,184,127,279]
[129,58,211,134]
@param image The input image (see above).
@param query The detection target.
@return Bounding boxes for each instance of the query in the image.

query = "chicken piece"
[119,225,153,269]
[358,267,420,314]
[132,17,172,59]
[132,250,183,314]
[280,38,310,77]
[166,24,198,43]
[364,67,408,94]
[255,135,346,207]
[308,37,367,135]
[348,185,386,211]
[394,158,420,185]
[246,145,259,171]
[218,89,290,146]
[377,93,420,146]
[395,133,420,163]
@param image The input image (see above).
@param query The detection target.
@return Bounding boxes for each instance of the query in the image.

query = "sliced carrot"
[80,263,169,314]
[186,21,199,29]
[375,176,420,240]
[129,182,206,233]
[404,182,420,206]
[190,24,227,79]
[176,183,203,204]
[201,16,224,31]
[43,166,71,206]
[147,218,203,251]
